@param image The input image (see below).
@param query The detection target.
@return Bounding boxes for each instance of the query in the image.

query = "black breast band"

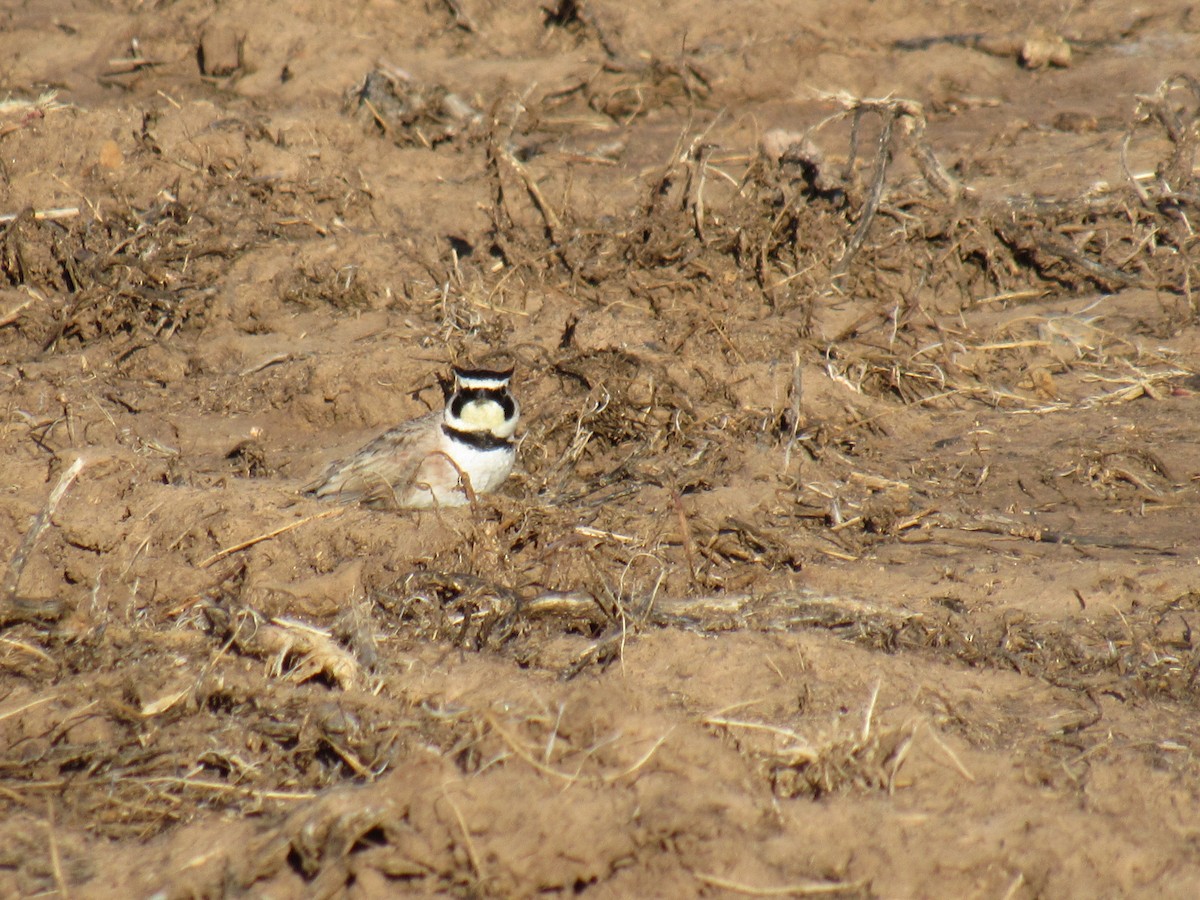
[443,424,512,451]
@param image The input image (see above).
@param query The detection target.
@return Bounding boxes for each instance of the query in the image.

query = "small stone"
[198,25,242,77]
[98,139,123,169]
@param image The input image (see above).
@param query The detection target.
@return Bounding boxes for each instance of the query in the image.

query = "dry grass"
[705,681,919,799]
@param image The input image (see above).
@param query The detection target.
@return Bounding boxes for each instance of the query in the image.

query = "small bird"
[306,366,519,509]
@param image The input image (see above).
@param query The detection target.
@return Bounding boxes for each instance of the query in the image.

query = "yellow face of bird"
[457,397,510,433]
[446,367,520,438]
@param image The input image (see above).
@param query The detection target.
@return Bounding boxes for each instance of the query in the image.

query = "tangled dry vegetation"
[3,4,1200,888]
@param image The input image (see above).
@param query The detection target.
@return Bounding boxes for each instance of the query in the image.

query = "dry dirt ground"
[4,1,1200,897]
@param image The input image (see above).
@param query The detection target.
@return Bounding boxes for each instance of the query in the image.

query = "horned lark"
[307,366,519,509]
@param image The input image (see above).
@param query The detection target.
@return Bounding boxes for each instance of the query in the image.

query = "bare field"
[4,1,1200,897]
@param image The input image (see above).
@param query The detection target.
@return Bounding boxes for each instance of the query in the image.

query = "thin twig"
[0,287,44,328]
[0,206,79,224]
[602,732,671,783]
[673,491,699,587]
[783,350,803,474]
[484,713,583,784]
[496,145,563,240]
[693,870,868,896]
[922,722,976,782]
[440,0,478,32]
[134,777,316,801]
[3,456,86,603]
[198,506,346,568]
[0,693,58,724]
[441,786,486,881]
[833,108,894,282]
[46,798,69,900]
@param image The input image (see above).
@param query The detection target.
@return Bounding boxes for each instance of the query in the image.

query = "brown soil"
[4,1,1200,897]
